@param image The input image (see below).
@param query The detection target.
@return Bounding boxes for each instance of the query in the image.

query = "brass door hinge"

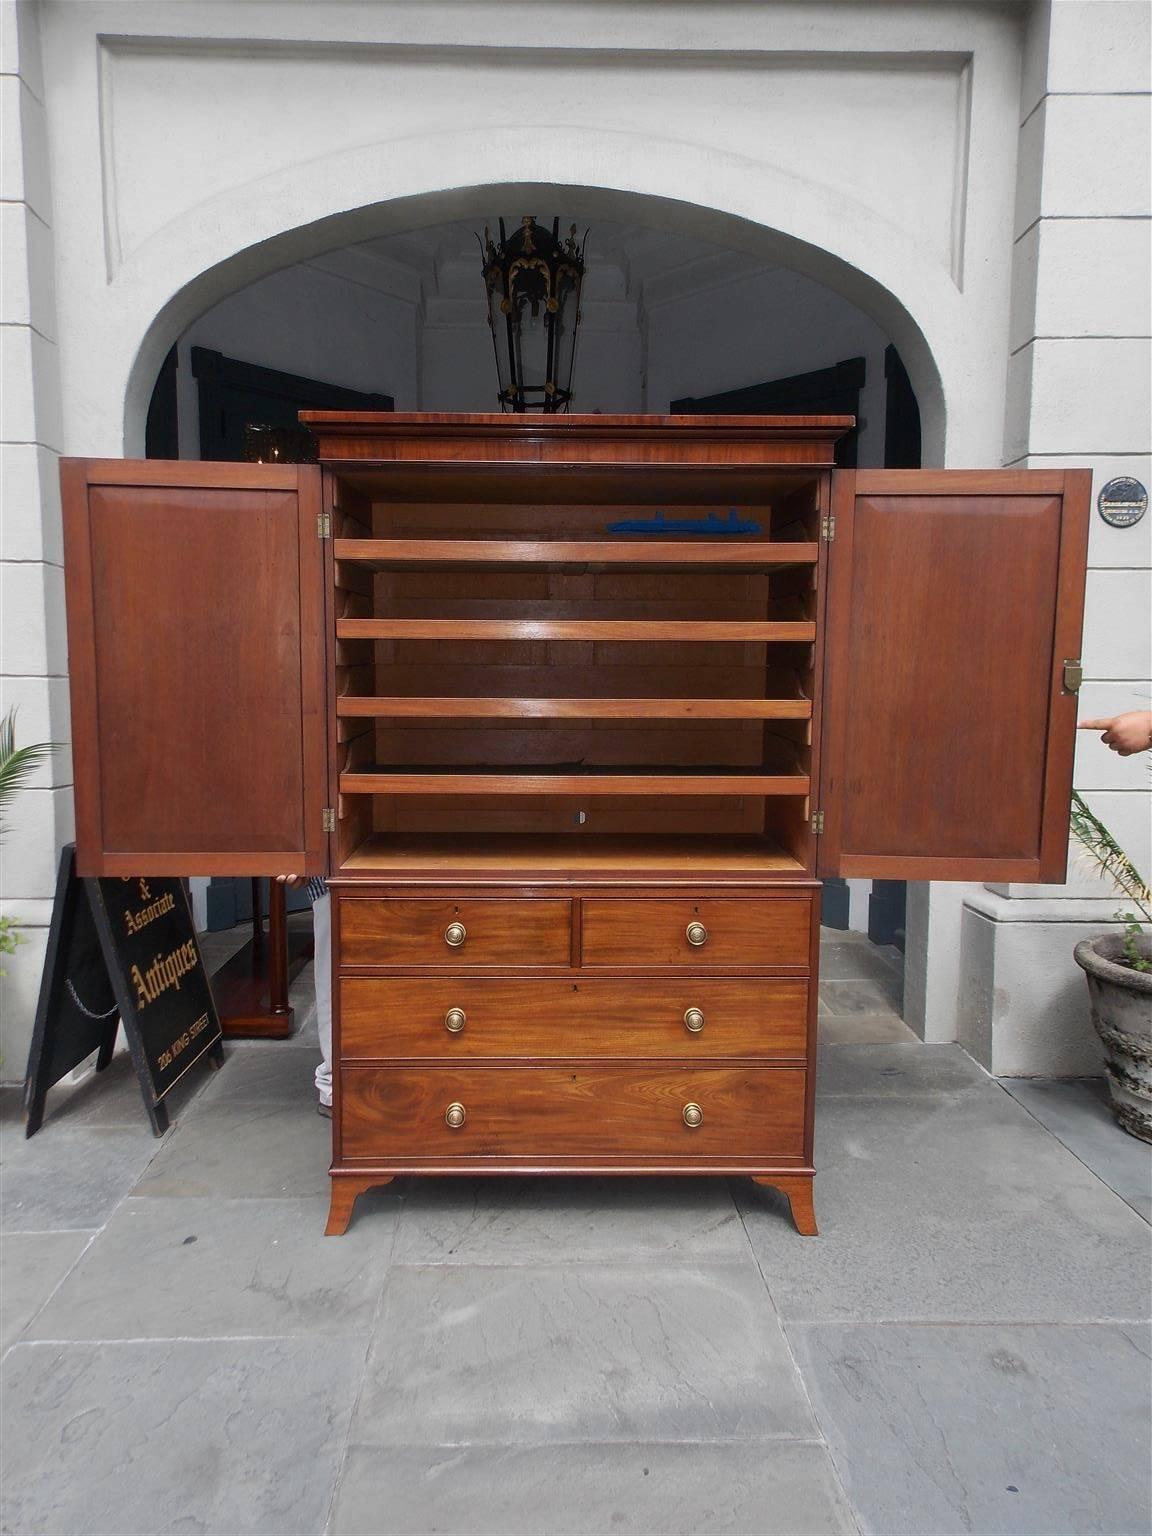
[811,809,825,835]
[322,808,336,832]
[1062,659,1083,693]
[317,511,332,539]
[820,514,836,541]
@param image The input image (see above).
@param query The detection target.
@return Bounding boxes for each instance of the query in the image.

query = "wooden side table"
[211,879,312,1039]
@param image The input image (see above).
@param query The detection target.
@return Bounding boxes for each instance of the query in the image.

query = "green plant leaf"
[1070,789,1152,926]
[0,708,58,840]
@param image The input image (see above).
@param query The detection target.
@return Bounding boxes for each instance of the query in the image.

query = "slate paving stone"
[197,1040,320,1106]
[790,1322,1152,1536]
[0,1231,91,1352]
[817,1013,920,1045]
[0,1336,364,1535]
[1002,1077,1152,1224]
[391,1175,749,1266]
[28,1195,394,1340]
[196,922,255,974]
[819,977,904,1017]
[330,1440,857,1536]
[3,1021,220,1143]
[20,1049,147,1128]
[355,1262,816,1445]
[5,961,1147,1536]
[816,1042,992,1098]
[285,962,321,1051]
[2,1047,210,1133]
[738,1088,1152,1322]
[0,1117,162,1233]
[132,1095,332,1198]
[818,941,903,984]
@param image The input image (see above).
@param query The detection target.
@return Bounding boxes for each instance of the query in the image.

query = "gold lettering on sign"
[130,938,199,1011]
[156,1014,209,1073]
[122,889,176,936]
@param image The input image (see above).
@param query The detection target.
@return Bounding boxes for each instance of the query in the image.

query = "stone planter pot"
[1074,934,1152,1142]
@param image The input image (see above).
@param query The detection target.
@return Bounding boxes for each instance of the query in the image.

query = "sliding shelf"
[336,619,817,642]
[334,538,819,570]
[336,696,813,720]
[339,833,807,877]
[339,768,811,796]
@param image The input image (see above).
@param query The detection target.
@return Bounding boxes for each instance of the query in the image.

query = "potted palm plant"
[1070,790,1152,1142]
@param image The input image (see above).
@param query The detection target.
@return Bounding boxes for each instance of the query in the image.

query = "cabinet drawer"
[340,977,809,1059]
[339,897,570,968]
[580,897,810,970]
[341,1065,806,1162]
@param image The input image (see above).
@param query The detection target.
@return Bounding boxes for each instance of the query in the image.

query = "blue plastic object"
[606,508,761,536]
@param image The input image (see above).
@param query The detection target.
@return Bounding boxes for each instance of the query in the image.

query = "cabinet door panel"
[62,460,328,876]
[818,470,1089,882]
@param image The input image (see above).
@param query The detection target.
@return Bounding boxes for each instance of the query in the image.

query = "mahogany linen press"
[60,414,1090,1235]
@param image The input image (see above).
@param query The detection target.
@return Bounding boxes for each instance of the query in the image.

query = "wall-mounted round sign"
[1097,476,1147,529]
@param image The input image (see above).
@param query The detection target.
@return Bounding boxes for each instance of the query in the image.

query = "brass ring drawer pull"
[686,921,708,947]
[683,1007,705,1033]
[683,1102,703,1128]
[445,1101,467,1129]
[444,1007,467,1034]
[444,921,467,948]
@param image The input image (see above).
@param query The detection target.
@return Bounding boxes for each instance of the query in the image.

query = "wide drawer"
[340,977,809,1059]
[580,897,810,970]
[339,897,570,968]
[340,1064,806,1162]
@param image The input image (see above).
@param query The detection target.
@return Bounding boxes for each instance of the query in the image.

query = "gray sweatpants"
[313,891,333,1106]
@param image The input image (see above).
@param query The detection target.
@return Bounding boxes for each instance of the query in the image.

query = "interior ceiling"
[355,217,770,303]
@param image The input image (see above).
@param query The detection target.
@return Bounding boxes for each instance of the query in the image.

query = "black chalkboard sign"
[24,845,223,1137]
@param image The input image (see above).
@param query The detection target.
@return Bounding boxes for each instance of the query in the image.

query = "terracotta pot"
[1074,933,1152,1142]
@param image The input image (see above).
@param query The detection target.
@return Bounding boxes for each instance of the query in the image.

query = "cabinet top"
[299,411,855,468]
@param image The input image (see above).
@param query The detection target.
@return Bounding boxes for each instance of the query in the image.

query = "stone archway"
[113,149,988,1041]
[109,167,958,463]
[116,176,958,1040]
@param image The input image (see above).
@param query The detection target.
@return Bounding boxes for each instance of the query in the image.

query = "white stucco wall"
[1,0,1148,1078]
[0,0,74,1066]
[955,0,1152,1076]
[33,0,1034,465]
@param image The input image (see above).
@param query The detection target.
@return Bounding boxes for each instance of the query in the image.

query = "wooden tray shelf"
[338,768,811,796]
[336,696,813,720]
[338,832,807,876]
[336,619,817,642]
[334,538,819,570]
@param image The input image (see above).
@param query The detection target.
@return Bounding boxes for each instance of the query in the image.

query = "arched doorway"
[138,191,929,1035]
[120,182,948,459]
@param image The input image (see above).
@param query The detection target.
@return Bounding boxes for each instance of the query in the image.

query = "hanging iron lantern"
[478,216,588,412]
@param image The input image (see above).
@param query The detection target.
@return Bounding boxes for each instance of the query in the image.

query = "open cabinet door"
[62,460,329,877]
[817,469,1090,882]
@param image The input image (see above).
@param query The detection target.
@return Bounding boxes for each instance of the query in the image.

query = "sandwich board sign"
[23,845,223,1137]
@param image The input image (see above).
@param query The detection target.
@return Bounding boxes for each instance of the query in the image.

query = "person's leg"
[312,892,332,1109]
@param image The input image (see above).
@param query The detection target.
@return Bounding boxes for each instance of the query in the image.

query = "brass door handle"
[683,1102,703,1128]
[445,1101,467,1129]
[683,1007,705,1033]
[686,921,708,947]
[444,921,467,948]
[444,1007,467,1034]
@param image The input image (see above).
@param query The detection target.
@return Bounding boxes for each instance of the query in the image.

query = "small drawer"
[338,897,570,969]
[340,1064,806,1163]
[340,977,809,1059]
[580,897,810,970]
